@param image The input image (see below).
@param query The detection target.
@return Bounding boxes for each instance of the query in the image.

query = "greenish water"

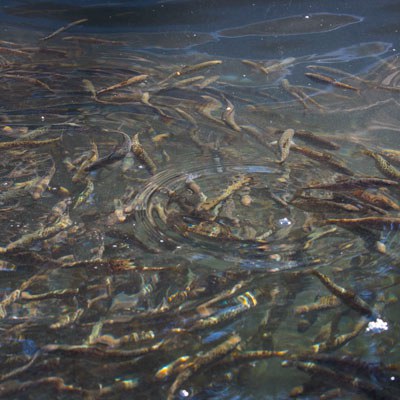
[0,1,400,399]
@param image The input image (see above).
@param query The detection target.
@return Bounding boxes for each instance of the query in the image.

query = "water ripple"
[131,160,354,271]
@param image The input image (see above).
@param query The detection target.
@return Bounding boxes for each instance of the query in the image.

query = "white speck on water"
[179,389,190,397]
[366,318,388,333]
[278,217,292,226]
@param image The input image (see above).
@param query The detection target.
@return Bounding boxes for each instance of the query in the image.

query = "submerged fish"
[85,131,132,171]
[40,18,88,41]
[290,195,360,213]
[324,216,400,230]
[295,130,340,150]
[311,270,374,316]
[276,128,295,163]
[28,161,56,200]
[221,97,241,132]
[362,149,400,180]
[0,137,60,149]
[131,133,157,175]
[304,176,399,191]
[167,334,241,400]
[292,145,354,175]
[0,214,72,254]
[96,75,148,96]
[305,72,359,91]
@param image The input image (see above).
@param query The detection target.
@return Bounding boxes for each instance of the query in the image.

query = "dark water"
[0,1,400,399]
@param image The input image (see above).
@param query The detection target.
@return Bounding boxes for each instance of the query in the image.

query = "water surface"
[0,1,400,399]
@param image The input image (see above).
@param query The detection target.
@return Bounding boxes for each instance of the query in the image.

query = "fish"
[96,74,148,96]
[0,137,60,149]
[41,341,164,359]
[0,46,31,57]
[307,64,373,84]
[217,350,288,367]
[20,288,80,302]
[160,60,222,84]
[294,295,341,315]
[378,148,400,167]
[19,126,51,140]
[155,356,191,380]
[0,260,16,271]
[46,199,71,224]
[350,189,400,211]
[281,79,324,110]
[304,176,399,190]
[292,145,354,175]
[284,360,394,399]
[221,97,241,132]
[82,79,97,98]
[71,142,99,183]
[86,380,138,398]
[85,131,132,171]
[93,330,155,347]
[0,377,77,398]
[362,148,400,180]
[73,179,94,208]
[0,214,72,254]
[197,95,224,124]
[50,309,84,330]
[276,128,295,163]
[40,18,89,41]
[140,92,171,119]
[2,74,53,92]
[242,58,295,75]
[294,130,340,150]
[195,74,220,89]
[131,133,157,175]
[62,36,127,45]
[197,175,253,211]
[28,161,56,200]
[325,216,400,230]
[0,289,21,318]
[189,292,257,331]
[152,133,171,144]
[290,195,360,212]
[195,281,249,316]
[178,60,222,76]
[175,107,198,125]
[310,270,374,316]
[167,334,241,400]
[305,72,359,91]
[61,258,178,273]
[169,75,205,88]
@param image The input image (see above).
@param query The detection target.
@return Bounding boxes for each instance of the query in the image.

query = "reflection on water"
[218,13,362,37]
[0,1,400,399]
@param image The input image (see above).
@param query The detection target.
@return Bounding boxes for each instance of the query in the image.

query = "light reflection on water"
[0,1,400,399]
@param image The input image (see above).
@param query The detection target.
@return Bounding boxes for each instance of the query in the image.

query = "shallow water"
[0,1,400,399]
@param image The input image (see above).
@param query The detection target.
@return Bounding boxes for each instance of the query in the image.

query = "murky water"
[1,1,400,399]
